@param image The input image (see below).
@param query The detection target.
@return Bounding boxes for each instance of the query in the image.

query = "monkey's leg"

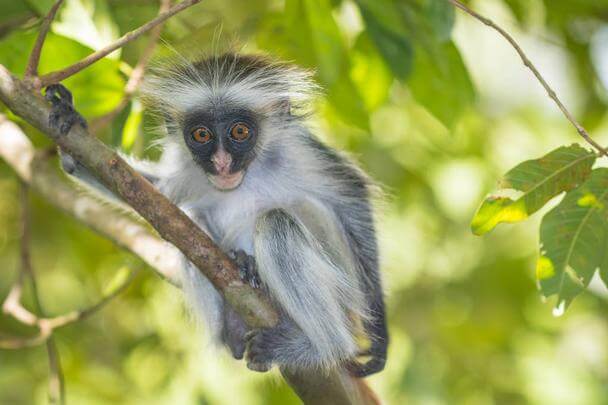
[246,208,361,372]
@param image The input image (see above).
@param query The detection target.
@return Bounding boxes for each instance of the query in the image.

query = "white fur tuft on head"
[141,53,320,119]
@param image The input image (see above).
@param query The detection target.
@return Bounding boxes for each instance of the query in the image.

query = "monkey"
[47,53,388,377]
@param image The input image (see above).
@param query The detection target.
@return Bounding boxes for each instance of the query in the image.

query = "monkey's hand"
[229,249,261,289]
[45,84,87,135]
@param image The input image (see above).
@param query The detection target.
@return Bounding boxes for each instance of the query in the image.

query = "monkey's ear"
[273,99,291,116]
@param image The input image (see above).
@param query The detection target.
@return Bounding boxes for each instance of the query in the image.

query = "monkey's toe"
[45,84,87,136]
[245,329,274,372]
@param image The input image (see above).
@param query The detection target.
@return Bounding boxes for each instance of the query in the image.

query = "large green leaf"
[471,144,596,235]
[356,0,413,79]
[408,41,474,127]
[538,168,608,312]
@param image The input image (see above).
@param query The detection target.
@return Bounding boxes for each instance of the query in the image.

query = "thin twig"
[24,0,65,78]
[90,0,172,134]
[448,0,608,157]
[0,267,138,348]
[18,183,66,405]
[38,0,201,87]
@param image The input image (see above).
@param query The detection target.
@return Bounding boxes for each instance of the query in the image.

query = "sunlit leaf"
[538,168,608,311]
[121,99,143,151]
[53,0,120,56]
[471,144,596,235]
[102,266,132,296]
[351,33,393,111]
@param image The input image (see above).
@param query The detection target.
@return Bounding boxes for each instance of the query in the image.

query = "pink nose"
[211,150,232,174]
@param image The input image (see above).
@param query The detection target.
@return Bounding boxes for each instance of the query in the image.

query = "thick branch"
[24,0,65,78]
[0,115,182,286]
[37,0,201,87]
[448,0,608,157]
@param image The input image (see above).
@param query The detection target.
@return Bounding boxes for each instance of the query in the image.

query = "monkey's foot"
[245,328,274,372]
[345,350,387,377]
[45,84,87,135]
[229,249,261,289]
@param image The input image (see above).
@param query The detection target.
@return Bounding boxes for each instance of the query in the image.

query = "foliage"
[1,0,608,404]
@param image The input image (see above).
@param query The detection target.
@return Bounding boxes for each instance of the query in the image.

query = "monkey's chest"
[200,203,259,255]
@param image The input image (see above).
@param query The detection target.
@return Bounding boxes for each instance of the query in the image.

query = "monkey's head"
[143,53,317,191]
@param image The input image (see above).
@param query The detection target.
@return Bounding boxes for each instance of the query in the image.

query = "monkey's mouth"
[207,170,245,191]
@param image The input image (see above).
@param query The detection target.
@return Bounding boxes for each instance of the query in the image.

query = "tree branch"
[0,115,183,286]
[24,0,65,78]
[448,0,608,157]
[36,0,201,87]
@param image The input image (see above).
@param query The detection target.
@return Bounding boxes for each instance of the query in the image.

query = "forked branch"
[36,0,201,87]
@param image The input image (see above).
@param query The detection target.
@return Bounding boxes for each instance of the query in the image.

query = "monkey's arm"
[247,203,367,372]
[60,149,161,200]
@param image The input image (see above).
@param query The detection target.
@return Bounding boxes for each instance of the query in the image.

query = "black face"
[182,107,259,175]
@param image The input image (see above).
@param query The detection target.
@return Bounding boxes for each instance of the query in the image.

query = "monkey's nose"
[211,150,233,174]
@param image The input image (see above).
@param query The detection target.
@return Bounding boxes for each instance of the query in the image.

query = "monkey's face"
[182,108,259,191]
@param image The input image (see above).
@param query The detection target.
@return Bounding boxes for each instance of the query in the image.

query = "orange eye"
[230,123,251,141]
[192,126,212,143]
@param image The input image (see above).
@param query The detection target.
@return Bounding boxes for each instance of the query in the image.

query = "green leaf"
[102,266,132,296]
[538,168,608,312]
[471,144,596,235]
[408,41,475,127]
[258,0,368,128]
[351,33,393,111]
[356,0,413,79]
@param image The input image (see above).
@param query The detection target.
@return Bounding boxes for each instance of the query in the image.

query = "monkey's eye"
[229,123,251,142]
[192,126,212,144]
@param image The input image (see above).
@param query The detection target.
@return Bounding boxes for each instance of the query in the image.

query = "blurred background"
[1,0,608,404]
